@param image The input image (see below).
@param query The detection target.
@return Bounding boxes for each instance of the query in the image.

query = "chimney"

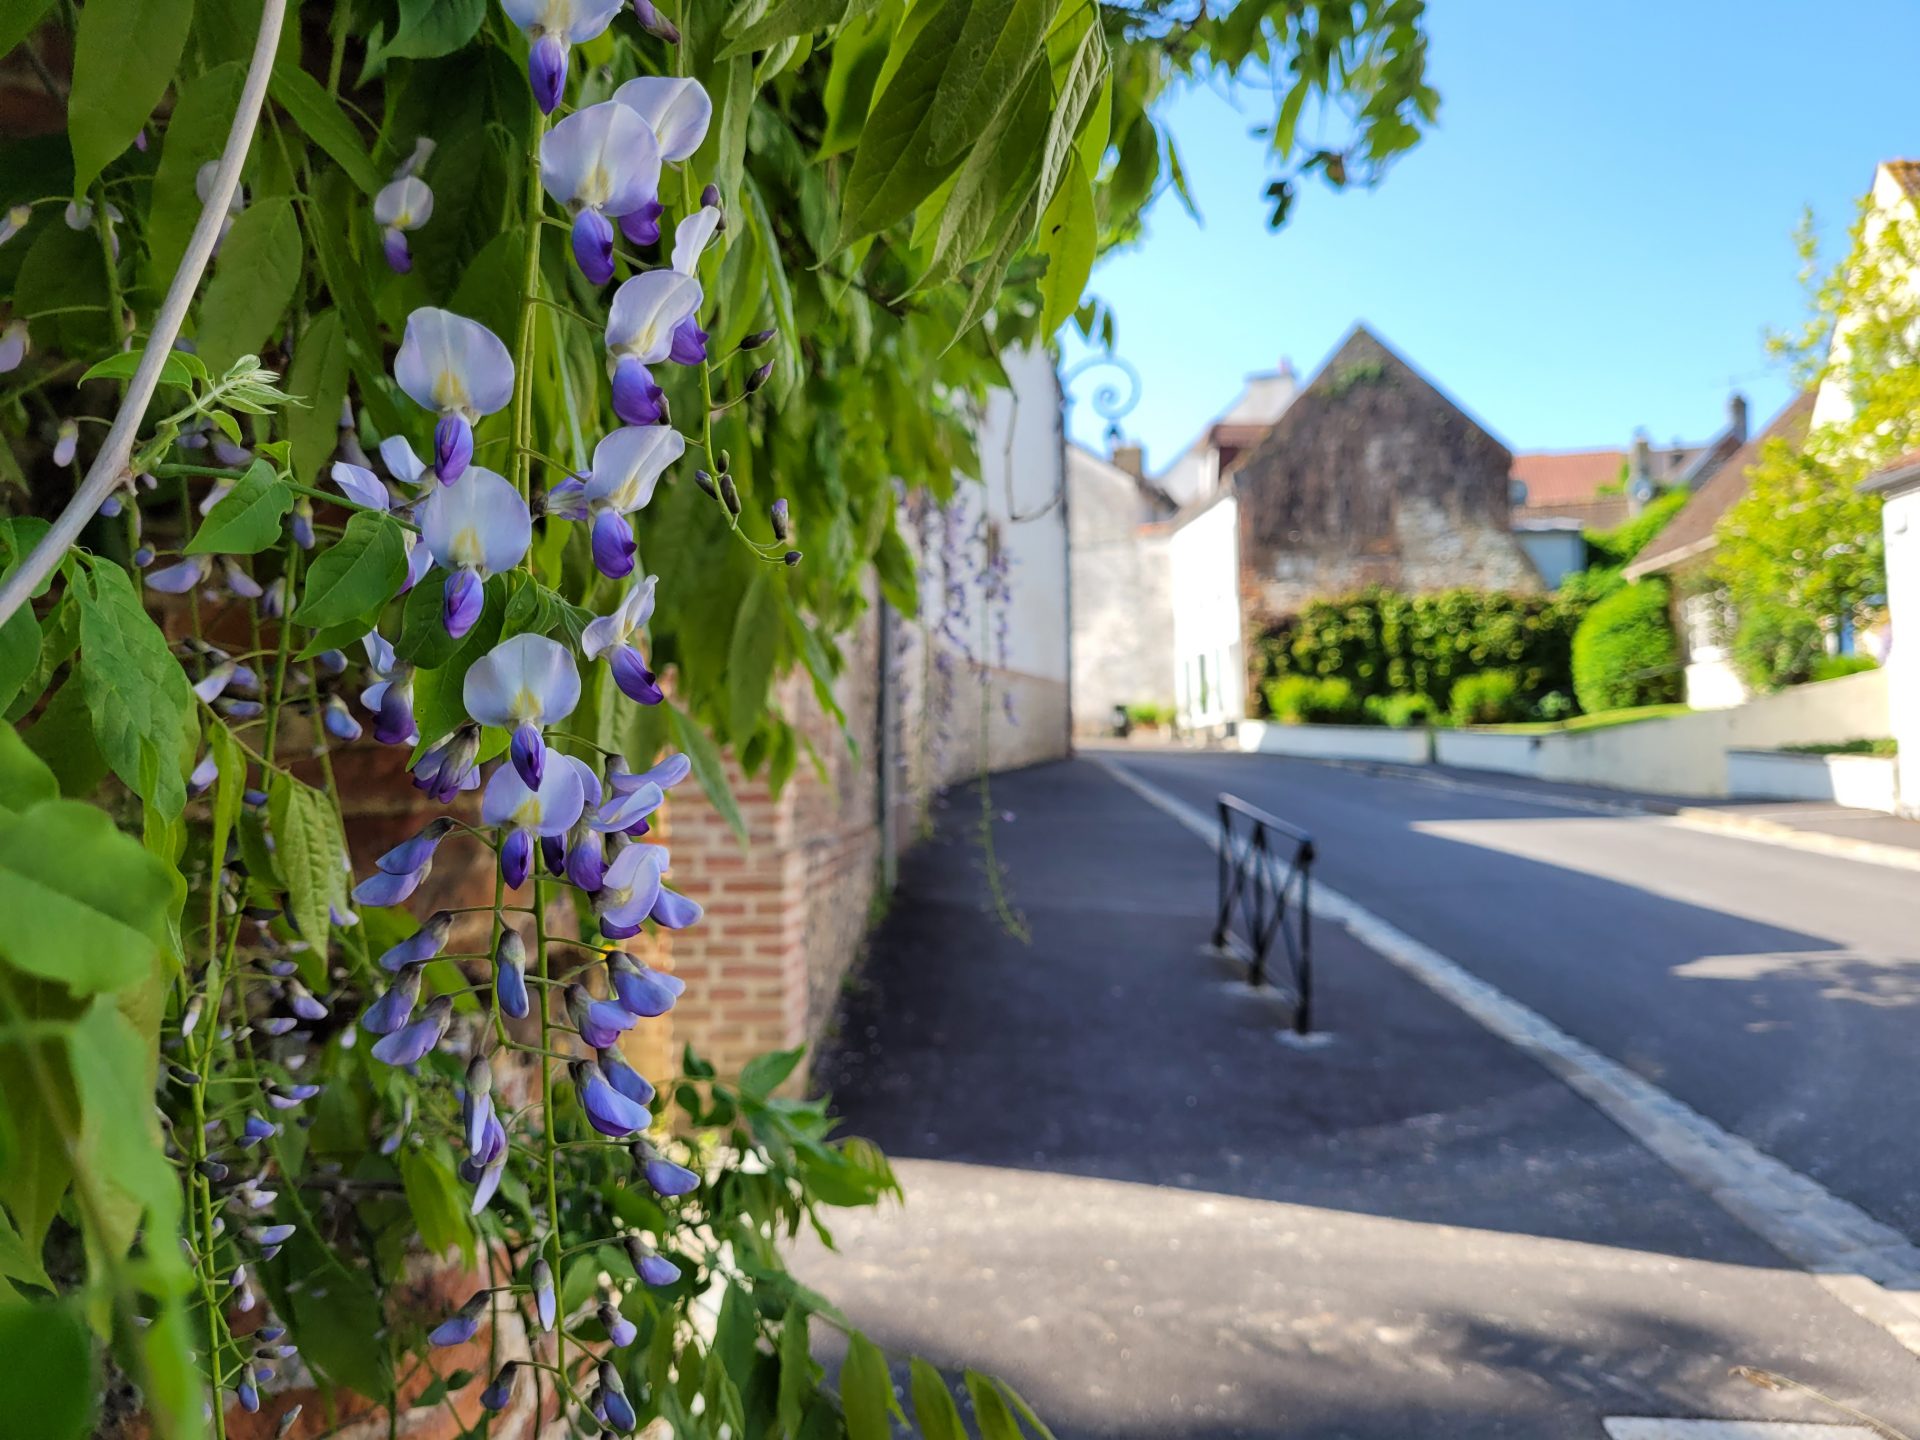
[1626,430,1654,516]
[1277,356,1297,383]
[1111,443,1144,479]
[1727,391,1748,442]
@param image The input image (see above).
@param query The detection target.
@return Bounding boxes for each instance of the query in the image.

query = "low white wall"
[1432,670,1890,799]
[1726,749,1899,812]
[1432,730,1542,777]
[1238,721,1431,764]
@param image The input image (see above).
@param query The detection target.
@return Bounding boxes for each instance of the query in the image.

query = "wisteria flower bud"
[591,507,637,578]
[598,1361,636,1432]
[719,474,740,517]
[52,419,77,467]
[571,209,616,286]
[323,695,362,742]
[443,568,484,638]
[376,910,452,971]
[480,1361,518,1412]
[0,319,28,374]
[694,469,716,499]
[530,33,567,113]
[494,927,530,1019]
[623,1236,681,1288]
[700,183,721,211]
[434,413,473,484]
[0,203,30,246]
[463,1053,495,1154]
[783,550,802,567]
[532,1258,556,1331]
[769,498,789,542]
[742,328,776,351]
[611,356,666,426]
[360,965,422,1035]
[744,360,773,395]
[642,1150,700,1198]
[428,1290,489,1347]
[370,993,452,1066]
[631,0,679,41]
[598,1300,637,1348]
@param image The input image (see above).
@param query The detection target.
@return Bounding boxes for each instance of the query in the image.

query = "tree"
[1714,192,1920,686]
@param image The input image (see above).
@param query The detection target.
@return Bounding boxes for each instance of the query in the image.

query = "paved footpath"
[792,758,1920,1440]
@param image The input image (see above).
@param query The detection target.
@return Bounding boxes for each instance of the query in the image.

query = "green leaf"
[294,510,409,627]
[964,1371,1024,1439]
[0,1208,52,1293]
[668,702,747,846]
[0,1301,94,1440]
[874,521,918,616]
[778,1307,813,1437]
[0,601,39,716]
[719,0,852,58]
[269,60,383,194]
[400,1147,471,1259]
[76,562,199,821]
[726,570,781,744]
[146,61,246,283]
[816,0,899,159]
[739,1045,804,1097]
[286,309,350,488]
[0,799,173,994]
[839,1332,897,1440]
[206,719,245,881]
[268,772,345,978]
[1037,151,1096,336]
[0,0,56,57]
[837,0,973,245]
[70,995,180,1266]
[909,1358,966,1440]
[22,674,108,799]
[195,197,303,373]
[993,1377,1059,1440]
[0,727,58,815]
[186,460,294,555]
[913,63,1047,293]
[68,0,193,194]
[926,0,1058,165]
[1033,16,1107,228]
[78,347,201,390]
[365,0,486,62]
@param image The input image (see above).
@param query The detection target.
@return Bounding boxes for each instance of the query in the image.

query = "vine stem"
[0,0,288,628]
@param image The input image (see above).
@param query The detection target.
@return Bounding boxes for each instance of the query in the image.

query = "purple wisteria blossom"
[371,993,452,1067]
[540,102,662,285]
[595,842,668,939]
[481,758,585,888]
[606,269,704,369]
[373,175,433,273]
[462,633,581,789]
[583,574,663,703]
[501,0,622,112]
[580,425,682,578]
[418,468,532,637]
[612,76,712,163]
[393,308,514,483]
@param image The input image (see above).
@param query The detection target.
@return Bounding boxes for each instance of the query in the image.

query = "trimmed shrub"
[1365,692,1438,728]
[1585,486,1688,567]
[1571,580,1683,712]
[1730,599,1825,692]
[1448,668,1525,726]
[1252,586,1588,719]
[1264,675,1365,725]
[1809,653,1878,682]
[1123,700,1177,726]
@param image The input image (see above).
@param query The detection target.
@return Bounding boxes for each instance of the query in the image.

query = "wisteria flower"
[418,468,532,637]
[670,204,722,275]
[596,842,668,939]
[565,983,638,1050]
[501,0,623,113]
[377,911,452,971]
[463,1054,494,1154]
[414,724,483,802]
[371,993,453,1066]
[52,419,77,467]
[374,175,433,273]
[361,965,423,1035]
[479,1362,518,1413]
[638,1143,698,1197]
[353,816,453,906]
[0,204,30,246]
[0,320,25,374]
[623,1236,679,1288]
[606,269,704,368]
[494,928,530,1019]
[145,555,211,594]
[581,426,683,578]
[394,308,514,482]
[650,885,704,929]
[583,574,664,702]
[574,1059,648,1137]
[464,1113,508,1213]
[481,758,586,888]
[533,1258,557,1331]
[462,633,581,788]
[541,102,661,285]
[597,1301,637,1348]
[429,1290,489,1347]
[610,950,683,1017]
[613,76,712,163]
[600,1048,654,1108]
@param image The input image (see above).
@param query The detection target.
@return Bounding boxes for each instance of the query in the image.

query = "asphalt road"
[1106,749,1920,1244]
[796,760,1920,1439]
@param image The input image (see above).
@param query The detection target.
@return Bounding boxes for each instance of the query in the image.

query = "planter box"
[1726,748,1899,813]
[1237,721,1431,764]
[1433,730,1543,778]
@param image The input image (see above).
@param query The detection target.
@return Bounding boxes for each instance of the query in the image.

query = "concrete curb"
[1091,752,1920,1362]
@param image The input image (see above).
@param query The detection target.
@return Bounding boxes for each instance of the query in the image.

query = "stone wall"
[1234,326,1541,630]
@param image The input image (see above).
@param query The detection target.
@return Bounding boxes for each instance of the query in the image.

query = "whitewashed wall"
[1168,493,1244,729]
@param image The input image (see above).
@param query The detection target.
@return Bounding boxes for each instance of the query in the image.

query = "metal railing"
[1213,793,1316,1033]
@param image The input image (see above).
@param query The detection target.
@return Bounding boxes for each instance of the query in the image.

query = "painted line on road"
[1091,753,1920,1359]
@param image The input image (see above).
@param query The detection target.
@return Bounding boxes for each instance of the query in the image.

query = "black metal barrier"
[1213,793,1316,1033]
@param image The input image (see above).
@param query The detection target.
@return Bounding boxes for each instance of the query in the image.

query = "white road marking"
[1603,1424,1872,1439]
[1091,753,1920,1360]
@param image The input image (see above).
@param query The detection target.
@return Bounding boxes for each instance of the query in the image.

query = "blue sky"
[1062,2,1920,471]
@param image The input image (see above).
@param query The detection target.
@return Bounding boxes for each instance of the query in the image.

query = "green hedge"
[1264,675,1364,724]
[1253,586,1585,719]
[1571,579,1683,712]
[1448,668,1525,725]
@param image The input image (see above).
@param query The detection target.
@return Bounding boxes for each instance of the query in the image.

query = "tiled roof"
[1862,447,1920,493]
[1626,390,1817,577]
[1511,449,1626,507]
[1512,496,1632,530]
[1886,159,1920,196]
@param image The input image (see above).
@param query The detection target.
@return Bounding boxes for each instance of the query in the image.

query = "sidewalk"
[1093,735,1920,873]
[793,758,1920,1439]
